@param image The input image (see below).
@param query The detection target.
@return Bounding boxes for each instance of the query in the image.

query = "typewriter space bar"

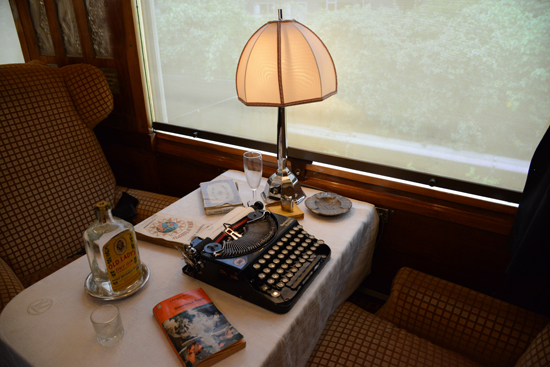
[289,255,322,290]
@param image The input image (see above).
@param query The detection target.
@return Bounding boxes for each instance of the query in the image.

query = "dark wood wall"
[9,0,550,316]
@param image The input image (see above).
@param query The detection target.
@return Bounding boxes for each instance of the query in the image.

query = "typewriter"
[178,204,331,314]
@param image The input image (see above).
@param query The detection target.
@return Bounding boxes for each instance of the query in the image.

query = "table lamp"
[236,9,337,204]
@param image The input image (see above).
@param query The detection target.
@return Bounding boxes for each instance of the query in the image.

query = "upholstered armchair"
[0,61,179,311]
[307,267,549,367]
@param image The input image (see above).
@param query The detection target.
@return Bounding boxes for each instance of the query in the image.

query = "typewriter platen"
[179,206,331,314]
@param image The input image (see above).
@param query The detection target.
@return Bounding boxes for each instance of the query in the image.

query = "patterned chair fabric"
[0,61,178,311]
[307,267,550,367]
[0,258,24,312]
[307,301,484,367]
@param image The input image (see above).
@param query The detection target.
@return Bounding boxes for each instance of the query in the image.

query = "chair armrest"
[114,186,179,224]
[0,258,24,313]
[376,267,549,367]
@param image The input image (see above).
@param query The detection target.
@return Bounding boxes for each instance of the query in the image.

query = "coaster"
[266,202,305,219]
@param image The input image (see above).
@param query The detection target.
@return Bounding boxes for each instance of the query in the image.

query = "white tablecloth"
[0,170,379,367]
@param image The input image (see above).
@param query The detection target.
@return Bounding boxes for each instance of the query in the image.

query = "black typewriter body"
[181,211,331,314]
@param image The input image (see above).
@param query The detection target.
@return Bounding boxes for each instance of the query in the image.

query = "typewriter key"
[258,273,266,280]
[253,264,261,270]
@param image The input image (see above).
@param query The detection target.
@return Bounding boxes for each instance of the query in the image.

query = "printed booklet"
[153,288,245,367]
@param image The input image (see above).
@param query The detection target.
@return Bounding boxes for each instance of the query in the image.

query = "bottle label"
[103,229,141,292]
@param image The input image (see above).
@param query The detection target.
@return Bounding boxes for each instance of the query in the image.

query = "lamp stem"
[261,106,306,204]
[276,107,287,173]
[278,9,283,20]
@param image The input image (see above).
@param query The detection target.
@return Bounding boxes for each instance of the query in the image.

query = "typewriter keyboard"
[248,224,331,302]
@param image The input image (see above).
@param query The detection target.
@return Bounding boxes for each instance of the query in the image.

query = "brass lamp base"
[261,167,306,204]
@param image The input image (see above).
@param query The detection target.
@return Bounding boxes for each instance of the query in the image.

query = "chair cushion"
[306,301,483,367]
[0,61,116,283]
[515,323,550,367]
[0,257,24,312]
[376,267,549,367]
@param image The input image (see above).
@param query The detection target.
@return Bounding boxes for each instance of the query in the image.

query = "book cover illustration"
[153,288,245,367]
[200,179,243,215]
[134,214,207,247]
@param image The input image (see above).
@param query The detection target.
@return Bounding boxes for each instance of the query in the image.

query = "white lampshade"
[236,19,337,107]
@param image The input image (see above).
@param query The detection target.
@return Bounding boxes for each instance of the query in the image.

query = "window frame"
[153,121,523,203]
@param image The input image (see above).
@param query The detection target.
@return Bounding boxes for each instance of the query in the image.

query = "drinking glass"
[243,151,263,205]
[91,304,124,347]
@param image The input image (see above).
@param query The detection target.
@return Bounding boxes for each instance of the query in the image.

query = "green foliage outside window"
[155,0,550,163]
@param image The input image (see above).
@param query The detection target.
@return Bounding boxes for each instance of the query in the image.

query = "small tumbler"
[90,304,124,347]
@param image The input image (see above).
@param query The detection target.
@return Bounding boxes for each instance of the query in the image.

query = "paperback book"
[153,288,245,367]
[134,213,207,248]
[200,179,243,215]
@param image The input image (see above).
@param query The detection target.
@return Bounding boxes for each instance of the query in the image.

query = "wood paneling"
[9,0,147,133]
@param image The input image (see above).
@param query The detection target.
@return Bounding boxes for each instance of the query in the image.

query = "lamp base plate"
[261,168,306,204]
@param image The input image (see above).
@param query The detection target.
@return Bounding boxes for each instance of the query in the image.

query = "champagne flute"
[243,151,263,205]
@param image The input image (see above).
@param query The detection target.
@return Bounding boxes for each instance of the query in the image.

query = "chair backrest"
[515,323,550,367]
[0,61,116,284]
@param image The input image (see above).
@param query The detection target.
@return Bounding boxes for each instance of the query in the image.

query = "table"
[0,170,379,367]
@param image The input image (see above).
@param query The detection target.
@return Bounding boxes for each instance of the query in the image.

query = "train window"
[0,0,24,64]
[138,0,550,202]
